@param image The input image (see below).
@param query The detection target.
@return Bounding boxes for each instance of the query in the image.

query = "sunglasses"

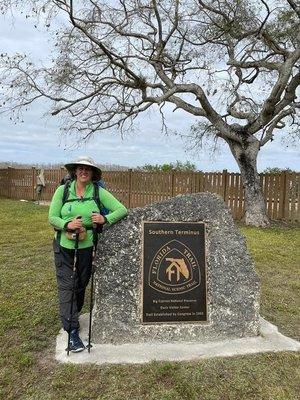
[76,165,92,172]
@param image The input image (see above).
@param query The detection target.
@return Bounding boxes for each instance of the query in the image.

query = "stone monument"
[92,192,260,344]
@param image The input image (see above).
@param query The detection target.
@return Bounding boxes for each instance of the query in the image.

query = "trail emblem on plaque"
[148,240,201,294]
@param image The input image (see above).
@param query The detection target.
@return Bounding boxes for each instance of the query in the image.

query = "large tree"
[1,0,299,226]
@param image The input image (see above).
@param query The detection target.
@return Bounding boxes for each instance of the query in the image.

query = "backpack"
[60,175,109,216]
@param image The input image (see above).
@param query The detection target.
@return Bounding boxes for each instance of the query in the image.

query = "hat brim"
[64,162,102,181]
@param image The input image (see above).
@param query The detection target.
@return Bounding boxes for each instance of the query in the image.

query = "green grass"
[240,224,300,341]
[0,199,299,400]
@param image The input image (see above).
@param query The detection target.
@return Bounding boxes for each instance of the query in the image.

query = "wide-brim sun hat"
[64,156,102,181]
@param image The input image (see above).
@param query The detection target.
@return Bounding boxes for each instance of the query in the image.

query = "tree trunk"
[227,138,269,227]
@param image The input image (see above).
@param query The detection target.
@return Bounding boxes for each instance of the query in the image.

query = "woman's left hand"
[91,213,106,225]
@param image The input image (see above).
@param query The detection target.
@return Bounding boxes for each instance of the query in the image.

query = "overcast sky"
[0,11,299,172]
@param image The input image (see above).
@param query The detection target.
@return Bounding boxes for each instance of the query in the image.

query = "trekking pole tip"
[86,344,93,353]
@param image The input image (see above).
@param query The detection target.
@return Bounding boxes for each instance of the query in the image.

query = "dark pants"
[53,239,93,331]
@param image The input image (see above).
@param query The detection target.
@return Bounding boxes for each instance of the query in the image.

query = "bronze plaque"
[142,221,207,323]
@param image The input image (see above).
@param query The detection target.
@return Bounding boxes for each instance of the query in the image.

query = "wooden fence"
[0,168,299,222]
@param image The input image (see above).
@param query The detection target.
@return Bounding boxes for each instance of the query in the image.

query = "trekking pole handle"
[92,211,99,229]
[75,215,82,236]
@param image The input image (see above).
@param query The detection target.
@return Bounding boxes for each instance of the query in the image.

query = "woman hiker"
[49,156,128,352]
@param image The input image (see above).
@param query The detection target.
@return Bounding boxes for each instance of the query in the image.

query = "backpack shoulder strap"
[93,182,102,212]
[62,180,72,205]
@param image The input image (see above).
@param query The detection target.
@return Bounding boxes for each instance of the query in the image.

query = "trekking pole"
[86,211,99,353]
[66,215,81,356]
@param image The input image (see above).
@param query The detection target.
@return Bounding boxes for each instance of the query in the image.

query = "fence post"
[222,169,228,201]
[198,171,203,192]
[128,169,132,208]
[171,170,175,197]
[60,166,65,181]
[280,171,288,220]
[7,167,13,199]
[32,167,36,200]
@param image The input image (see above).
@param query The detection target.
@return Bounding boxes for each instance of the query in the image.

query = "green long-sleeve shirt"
[49,181,128,249]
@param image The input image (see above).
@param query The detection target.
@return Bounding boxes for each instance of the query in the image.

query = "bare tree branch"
[0,0,298,144]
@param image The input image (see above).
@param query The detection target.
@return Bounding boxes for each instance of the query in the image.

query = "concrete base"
[55,314,300,365]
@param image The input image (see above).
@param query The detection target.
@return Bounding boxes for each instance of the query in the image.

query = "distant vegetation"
[261,167,298,174]
[137,161,199,172]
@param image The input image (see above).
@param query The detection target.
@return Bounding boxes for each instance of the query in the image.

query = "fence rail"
[0,168,299,222]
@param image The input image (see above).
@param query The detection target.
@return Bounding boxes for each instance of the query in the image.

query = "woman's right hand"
[67,217,83,231]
